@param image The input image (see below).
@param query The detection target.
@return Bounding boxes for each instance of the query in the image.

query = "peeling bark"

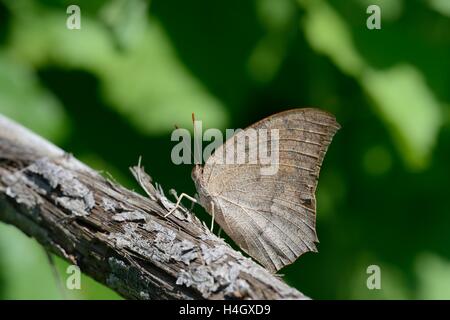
[0,114,308,300]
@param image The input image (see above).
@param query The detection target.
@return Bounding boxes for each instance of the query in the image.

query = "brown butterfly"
[171,108,340,272]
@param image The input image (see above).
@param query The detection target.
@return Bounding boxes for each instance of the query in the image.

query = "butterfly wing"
[201,108,340,272]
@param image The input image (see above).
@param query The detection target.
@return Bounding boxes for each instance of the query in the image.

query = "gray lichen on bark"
[4,159,94,217]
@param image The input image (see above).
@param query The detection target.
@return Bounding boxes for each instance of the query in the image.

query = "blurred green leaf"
[299,0,442,170]
[356,0,404,21]
[362,65,442,169]
[362,144,392,176]
[416,253,450,299]
[7,1,228,134]
[247,0,296,83]
[428,0,450,17]
[348,256,411,299]
[0,223,121,299]
[0,52,68,142]
[0,223,61,299]
[300,0,364,77]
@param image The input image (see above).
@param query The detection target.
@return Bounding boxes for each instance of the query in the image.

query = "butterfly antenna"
[175,122,196,162]
[192,113,201,165]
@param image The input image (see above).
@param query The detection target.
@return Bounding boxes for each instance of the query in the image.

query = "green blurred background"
[0,0,449,299]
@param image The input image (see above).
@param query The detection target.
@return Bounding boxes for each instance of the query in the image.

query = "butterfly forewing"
[199,108,340,272]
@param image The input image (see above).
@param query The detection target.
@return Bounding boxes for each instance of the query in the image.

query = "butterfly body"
[192,108,340,272]
[192,165,227,229]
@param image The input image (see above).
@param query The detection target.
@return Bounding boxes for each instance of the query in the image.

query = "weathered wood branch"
[0,114,308,300]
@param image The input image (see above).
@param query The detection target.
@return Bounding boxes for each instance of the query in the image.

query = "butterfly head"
[191,164,203,186]
[191,164,214,211]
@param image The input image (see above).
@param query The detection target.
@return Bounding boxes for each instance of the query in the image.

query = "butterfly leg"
[164,193,197,218]
[190,194,198,211]
[210,201,215,232]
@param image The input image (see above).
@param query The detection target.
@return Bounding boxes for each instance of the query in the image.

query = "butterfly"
[171,108,340,272]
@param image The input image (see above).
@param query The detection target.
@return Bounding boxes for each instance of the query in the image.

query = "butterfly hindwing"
[199,108,340,272]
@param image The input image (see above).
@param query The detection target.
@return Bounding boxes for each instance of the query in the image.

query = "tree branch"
[0,114,308,300]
